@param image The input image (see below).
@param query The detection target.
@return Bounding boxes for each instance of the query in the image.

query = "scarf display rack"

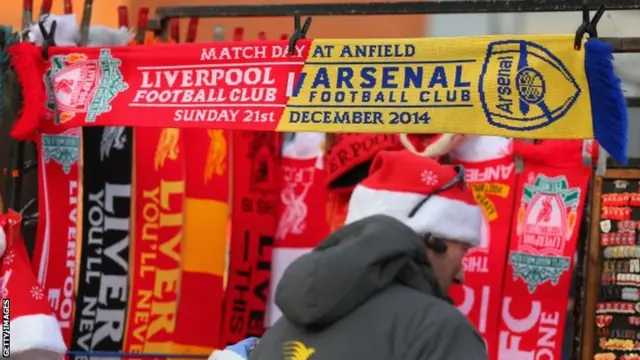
[1,0,640,359]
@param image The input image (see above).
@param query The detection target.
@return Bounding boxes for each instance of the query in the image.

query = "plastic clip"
[574,3,605,50]
[38,18,57,60]
[288,15,312,55]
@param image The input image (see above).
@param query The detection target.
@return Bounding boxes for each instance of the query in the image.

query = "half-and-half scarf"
[7,36,628,163]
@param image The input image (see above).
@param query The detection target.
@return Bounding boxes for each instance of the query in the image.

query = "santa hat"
[345,151,482,246]
[0,213,66,359]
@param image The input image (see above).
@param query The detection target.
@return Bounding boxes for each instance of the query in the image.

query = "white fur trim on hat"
[0,227,5,257]
[345,186,482,246]
[10,314,66,355]
[208,349,247,360]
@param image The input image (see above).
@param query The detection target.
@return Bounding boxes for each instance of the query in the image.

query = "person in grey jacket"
[250,150,488,360]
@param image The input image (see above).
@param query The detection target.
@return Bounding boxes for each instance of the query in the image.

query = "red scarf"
[276,157,327,245]
[267,155,329,326]
[221,131,280,345]
[450,156,517,359]
[124,128,185,354]
[30,128,81,347]
[172,129,230,353]
[6,41,310,138]
[497,140,591,360]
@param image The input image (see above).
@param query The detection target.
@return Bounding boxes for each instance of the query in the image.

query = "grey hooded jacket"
[250,215,487,360]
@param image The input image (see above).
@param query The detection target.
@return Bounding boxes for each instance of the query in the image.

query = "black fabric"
[250,215,487,360]
[71,127,132,358]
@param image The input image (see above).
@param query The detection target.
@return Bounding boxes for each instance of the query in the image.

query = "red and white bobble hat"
[0,214,66,359]
[345,150,482,246]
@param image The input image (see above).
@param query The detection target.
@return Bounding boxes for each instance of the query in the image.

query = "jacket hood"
[275,215,446,328]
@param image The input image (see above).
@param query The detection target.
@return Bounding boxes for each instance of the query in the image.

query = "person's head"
[422,235,471,292]
[344,150,482,293]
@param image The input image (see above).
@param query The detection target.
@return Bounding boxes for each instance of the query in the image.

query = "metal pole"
[156,0,640,19]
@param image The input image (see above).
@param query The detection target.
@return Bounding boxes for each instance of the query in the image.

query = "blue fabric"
[585,39,628,164]
[225,337,259,358]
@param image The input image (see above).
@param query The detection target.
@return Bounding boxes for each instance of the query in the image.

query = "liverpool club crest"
[44,49,128,125]
[510,174,580,293]
[41,129,81,174]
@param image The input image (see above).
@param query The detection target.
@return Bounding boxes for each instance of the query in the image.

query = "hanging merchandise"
[221,131,280,346]
[125,127,185,354]
[27,4,83,353]
[592,177,640,358]
[169,19,229,356]
[27,2,81,350]
[6,35,628,164]
[121,13,186,352]
[277,133,327,244]
[0,210,66,359]
[172,128,229,353]
[71,126,133,357]
[30,127,81,348]
[173,129,228,351]
[449,137,517,360]
[266,133,329,326]
[496,140,592,360]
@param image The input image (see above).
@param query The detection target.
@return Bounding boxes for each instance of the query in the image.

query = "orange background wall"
[1,0,428,41]
[0,0,129,30]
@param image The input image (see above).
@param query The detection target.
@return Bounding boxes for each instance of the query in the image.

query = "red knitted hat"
[345,151,482,246]
[0,212,66,358]
[325,134,402,191]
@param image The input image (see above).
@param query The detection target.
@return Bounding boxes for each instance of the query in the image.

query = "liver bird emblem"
[204,129,227,183]
[536,197,553,223]
[155,128,180,170]
[283,341,315,360]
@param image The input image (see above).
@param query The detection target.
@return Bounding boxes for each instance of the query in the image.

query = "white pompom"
[29,13,80,46]
[0,227,6,258]
[87,26,133,46]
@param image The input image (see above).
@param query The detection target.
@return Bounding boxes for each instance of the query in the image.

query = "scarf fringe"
[7,42,45,141]
[585,39,628,164]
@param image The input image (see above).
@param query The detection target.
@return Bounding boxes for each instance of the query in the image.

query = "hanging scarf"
[123,127,185,354]
[172,129,229,354]
[30,128,81,348]
[266,134,329,327]
[71,126,132,358]
[496,140,591,360]
[449,155,517,360]
[7,37,628,163]
[221,131,279,346]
